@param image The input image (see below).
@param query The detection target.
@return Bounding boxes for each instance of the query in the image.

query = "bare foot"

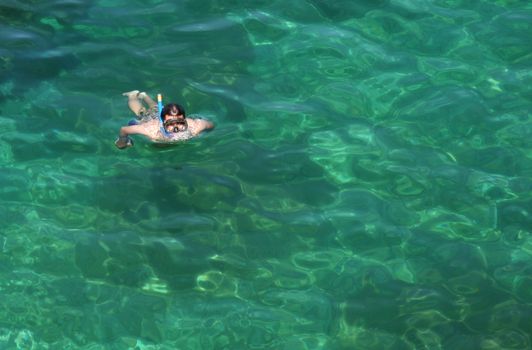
[122,90,140,98]
[138,92,148,99]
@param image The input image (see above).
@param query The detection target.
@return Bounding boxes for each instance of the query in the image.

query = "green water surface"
[1,0,531,349]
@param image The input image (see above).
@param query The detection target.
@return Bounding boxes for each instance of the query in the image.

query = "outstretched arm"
[189,119,214,136]
[115,125,151,149]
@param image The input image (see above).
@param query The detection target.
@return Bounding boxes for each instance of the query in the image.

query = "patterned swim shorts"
[138,106,160,123]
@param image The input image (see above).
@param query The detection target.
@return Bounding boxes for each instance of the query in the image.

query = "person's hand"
[115,135,133,149]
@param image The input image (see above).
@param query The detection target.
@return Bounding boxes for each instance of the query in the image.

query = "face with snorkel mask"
[161,103,188,133]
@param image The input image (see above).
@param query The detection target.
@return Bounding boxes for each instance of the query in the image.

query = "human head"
[161,103,186,121]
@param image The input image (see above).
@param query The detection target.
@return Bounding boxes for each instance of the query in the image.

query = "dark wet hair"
[161,103,186,119]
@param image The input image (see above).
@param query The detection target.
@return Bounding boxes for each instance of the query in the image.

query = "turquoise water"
[1,0,532,349]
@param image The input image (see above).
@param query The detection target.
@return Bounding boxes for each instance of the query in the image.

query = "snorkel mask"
[164,118,188,133]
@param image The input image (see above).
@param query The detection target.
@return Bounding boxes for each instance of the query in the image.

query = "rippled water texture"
[1,0,531,349]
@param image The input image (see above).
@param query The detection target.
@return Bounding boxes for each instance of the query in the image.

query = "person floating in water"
[115,90,214,149]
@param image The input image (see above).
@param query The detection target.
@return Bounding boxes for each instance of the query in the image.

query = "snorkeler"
[115,90,214,149]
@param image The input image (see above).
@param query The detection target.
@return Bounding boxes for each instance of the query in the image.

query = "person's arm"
[189,119,214,136]
[115,125,151,149]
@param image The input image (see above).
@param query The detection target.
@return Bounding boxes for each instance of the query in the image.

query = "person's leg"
[138,92,157,109]
[122,90,146,117]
